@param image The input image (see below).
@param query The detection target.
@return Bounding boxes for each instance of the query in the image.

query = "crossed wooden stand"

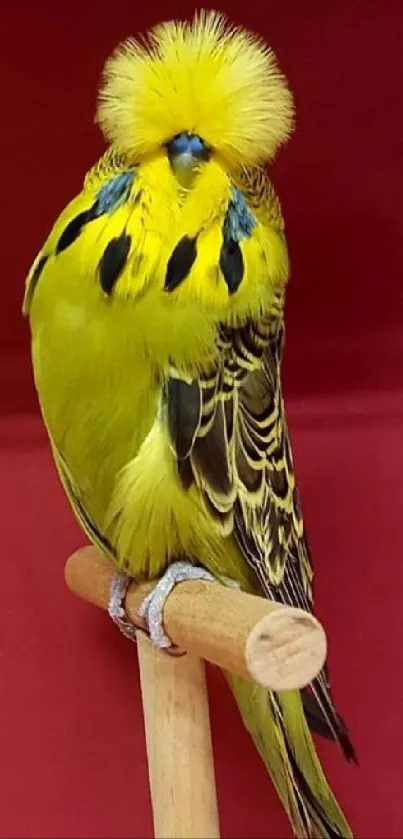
[65,546,327,839]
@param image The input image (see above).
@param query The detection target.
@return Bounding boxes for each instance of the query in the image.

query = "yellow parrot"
[23,11,356,837]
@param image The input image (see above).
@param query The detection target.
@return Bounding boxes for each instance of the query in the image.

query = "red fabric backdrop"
[1,1,402,836]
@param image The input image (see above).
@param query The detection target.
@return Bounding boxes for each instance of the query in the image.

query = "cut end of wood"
[245,607,327,691]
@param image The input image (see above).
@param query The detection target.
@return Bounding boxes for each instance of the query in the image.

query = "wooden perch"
[65,545,328,839]
[137,634,220,838]
[65,545,326,692]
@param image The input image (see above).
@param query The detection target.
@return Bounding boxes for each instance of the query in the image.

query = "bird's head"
[96,11,294,178]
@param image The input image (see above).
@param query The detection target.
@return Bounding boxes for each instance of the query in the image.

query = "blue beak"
[167,132,211,163]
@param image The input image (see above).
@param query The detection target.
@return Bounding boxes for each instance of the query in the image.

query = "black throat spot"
[220,238,244,294]
[98,233,132,296]
[165,235,198,292]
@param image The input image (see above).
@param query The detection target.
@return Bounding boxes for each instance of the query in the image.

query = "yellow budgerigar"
[24,11,356,837]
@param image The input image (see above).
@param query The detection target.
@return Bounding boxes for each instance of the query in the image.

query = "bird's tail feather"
[225,672,353,839]
[302,683,357,764]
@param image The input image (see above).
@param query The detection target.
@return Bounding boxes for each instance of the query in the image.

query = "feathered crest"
[96,10,295,169]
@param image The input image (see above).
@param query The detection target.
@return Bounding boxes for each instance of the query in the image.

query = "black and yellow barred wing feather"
[164,311,355,762]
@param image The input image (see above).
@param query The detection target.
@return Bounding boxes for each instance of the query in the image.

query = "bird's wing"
[52,444,117,561]
[165,315,355,760]
[165,315,312,603]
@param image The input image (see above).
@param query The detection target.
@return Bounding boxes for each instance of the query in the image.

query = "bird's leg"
[139,561,215,650]
[107,562,215,652]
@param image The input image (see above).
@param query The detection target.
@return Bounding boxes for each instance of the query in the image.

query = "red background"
[1,1,402,837]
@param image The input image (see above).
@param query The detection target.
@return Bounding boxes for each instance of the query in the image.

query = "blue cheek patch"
[95,170,135,216]
[224,188,257,243]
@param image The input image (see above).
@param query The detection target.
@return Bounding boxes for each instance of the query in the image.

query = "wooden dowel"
[137,634,220,838]
[65,546,327,691]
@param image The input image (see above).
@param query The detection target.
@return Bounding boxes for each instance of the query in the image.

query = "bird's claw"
[108,571,138,642]
[139,561,215,653]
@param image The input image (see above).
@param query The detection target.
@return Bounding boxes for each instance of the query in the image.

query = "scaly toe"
[139,560,215,652]
[108,571,138,642]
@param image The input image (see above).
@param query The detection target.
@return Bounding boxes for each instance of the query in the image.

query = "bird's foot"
[108,571,138,642]
[108,562,215,652]
[139,560,215,652]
